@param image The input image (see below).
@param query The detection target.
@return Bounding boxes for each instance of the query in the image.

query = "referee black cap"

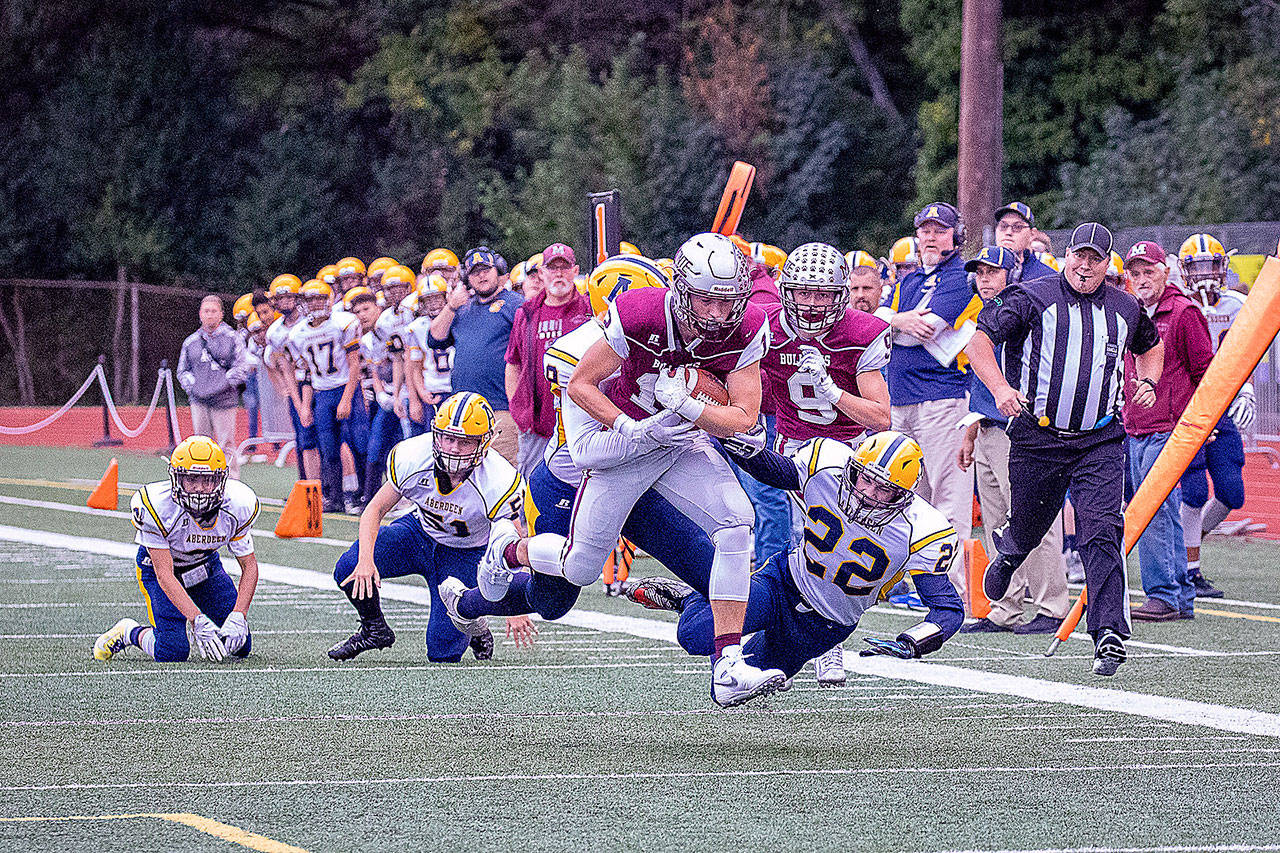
[1067,222,1113,257]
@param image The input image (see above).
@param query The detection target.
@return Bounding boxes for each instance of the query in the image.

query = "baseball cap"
[994,201,1035,226]
[1125,240,1165,267]
[964,245,1015,273]
[1067,222,1113,258]
[463,246,498,272]
[542,243,576,267]
[914,202,960,230]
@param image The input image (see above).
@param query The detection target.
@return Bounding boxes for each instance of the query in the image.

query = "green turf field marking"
[0,812,308,852]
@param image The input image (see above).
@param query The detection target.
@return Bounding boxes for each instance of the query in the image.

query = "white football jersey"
[131,479,259,572]
[543,321,608,487]
[407,316,454,395]
[385,433,522,548]
[265,315,306,381]
[288,310,360,391]
[1200,289,1244,353]
[784,438,958,626]
[375,307,413,359]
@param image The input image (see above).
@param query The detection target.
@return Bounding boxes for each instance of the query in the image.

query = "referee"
[964,223,1164,676]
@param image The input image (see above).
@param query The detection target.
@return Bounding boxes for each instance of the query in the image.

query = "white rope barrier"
[0,366,102,435]
[98,366,167,438]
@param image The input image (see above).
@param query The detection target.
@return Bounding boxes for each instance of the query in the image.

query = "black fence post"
[160,359,177,454]
[93,354,123,448]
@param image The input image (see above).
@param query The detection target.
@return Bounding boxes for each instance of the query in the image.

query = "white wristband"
[674,396,706,422]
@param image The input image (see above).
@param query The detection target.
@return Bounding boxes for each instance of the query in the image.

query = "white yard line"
[5,760,1280,793]
[4,523,1280,739]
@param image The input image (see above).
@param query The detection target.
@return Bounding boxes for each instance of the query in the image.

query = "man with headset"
[877,202,980,596]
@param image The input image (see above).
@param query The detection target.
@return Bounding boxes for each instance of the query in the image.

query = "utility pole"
[957,0,1003,247]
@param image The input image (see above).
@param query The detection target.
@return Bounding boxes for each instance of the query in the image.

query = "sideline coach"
[964,223,1164,676]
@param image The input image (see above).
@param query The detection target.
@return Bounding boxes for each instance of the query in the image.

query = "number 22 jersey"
[385,434,523,548]
[785,438,957,627]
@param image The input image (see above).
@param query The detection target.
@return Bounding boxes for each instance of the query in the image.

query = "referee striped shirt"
[976,273,1160,432]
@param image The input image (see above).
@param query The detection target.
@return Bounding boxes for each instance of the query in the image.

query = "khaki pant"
[491,410,519,466]
[191,402,240,479]
[973,422,1068,625]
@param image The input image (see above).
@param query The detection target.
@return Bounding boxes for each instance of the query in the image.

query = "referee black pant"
[997,416,1130,639]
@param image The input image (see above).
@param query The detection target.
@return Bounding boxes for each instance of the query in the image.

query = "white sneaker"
[438,577,487,638]
[93,617,140,661]
[711,645,787,708]
[814,645,846,686]
[478,519,520,602]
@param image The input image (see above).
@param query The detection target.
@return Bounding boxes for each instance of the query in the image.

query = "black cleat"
[1091,629,1126,677]
[469,624,495,660]
[1012,613,1064,635]
[619,577,694,613]
[1189,571,1224,598]
[982,554,1018,602]
[328,620,395,661]
[960,617,1011,634]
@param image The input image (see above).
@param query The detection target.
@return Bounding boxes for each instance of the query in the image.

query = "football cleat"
[439,576,490,638]
[1092,629,1126,677]
[327,619,395,661]
[1189,571,1224,598]
[711,645,787,708]
[478,519,520,602]
[619,577,693,613]
[469,625,495,661]
[814,645,846,686]
[93,617,140,661]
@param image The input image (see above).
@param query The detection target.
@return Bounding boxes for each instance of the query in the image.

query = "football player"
[287,279,369,513]
[372,265,420,430]
[438,259,718,652]
[887,236,920,282]
[473,234,789,706]
[421,248,461,288]
[406,272,454,428]
[328,392,524,662]
[1178,234,1252,598]
[94,437,261,663]
[334,256,367,296]
[623,432,963,685]
[263,273,320,481]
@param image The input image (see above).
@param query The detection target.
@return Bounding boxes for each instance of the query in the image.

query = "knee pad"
[708,524,752,602]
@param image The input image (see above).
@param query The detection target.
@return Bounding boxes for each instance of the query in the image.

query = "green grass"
[1,445,1280,853]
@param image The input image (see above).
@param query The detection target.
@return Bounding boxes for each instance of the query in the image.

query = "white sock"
[1181,504,1203,549]
[343,474,359,492]
[1201,498,1232,534]
[135,626,156,660]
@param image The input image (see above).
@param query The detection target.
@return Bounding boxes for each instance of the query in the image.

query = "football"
[663,366,730,407]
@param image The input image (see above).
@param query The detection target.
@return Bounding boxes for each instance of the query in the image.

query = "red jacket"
[1124,284,1213,436]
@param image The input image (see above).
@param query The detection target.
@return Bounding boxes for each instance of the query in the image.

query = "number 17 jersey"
[785,438,957,626]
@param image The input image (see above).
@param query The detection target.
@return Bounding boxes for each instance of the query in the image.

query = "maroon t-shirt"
[506,290,593,436]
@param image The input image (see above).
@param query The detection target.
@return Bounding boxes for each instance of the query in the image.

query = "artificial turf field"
[1,445,1280,853]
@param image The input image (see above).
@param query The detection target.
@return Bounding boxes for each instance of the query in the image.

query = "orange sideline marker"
[275,480,323,538]
[964,538,991,619]
[87,458,119,510]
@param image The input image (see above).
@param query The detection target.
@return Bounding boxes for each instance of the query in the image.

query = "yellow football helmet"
[300,279,333,320]
[268,273,302,296]
[586,255,672,316]
[317,264,340,286]
[844,250,878,270]
[413,272,449,317]
[246,311,265,332]
[1107,251,1124,280]
[342,285,376,310]
[619,241,642,256]
[509,260,529,290]
[335,256,366,276]
[839,431,923,528]
[432,392,496,474]
[421,248,460,273]
[367,257,398,282]
[1178,233,1228,296]
[728,234,752,260]
[169,436,228,518]
[654,257,676,279]
[1038,251,1062,273]
[232,293,254,323]
[381,264,416,305]
[750,242,788,275]
[889,237,920,280]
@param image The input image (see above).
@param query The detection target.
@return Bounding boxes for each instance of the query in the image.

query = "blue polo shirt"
[428,291,524,410]
[881,249,976,405]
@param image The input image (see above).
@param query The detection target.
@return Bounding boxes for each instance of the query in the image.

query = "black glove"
[859,636,916,659]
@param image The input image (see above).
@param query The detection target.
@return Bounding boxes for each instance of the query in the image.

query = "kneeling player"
[624,432,963,682]
[328,392,523,662]
[94,437,260,663]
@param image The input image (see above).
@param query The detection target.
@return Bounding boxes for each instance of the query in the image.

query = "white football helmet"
[779,242,850,335]
[671,233,752,341]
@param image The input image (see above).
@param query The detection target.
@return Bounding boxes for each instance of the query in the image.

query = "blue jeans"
[1128,432,1194,613]
[731,414,792,565]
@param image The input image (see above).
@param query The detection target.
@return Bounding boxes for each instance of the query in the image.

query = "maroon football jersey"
[600,287,769,420]
[763,302,891,442]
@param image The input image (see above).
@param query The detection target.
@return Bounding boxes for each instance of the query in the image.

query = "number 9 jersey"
[786,437,957,627]
[384,433,523,548]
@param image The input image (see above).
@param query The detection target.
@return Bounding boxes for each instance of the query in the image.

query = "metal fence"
[1042,221,1280,257]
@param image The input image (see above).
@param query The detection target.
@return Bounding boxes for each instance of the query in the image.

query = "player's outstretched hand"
[505,615,539,649]
[187,614,227,662]
[218,611,250,655]
[341,558,381,600]
[722,417,767,458]
[858,637,915,659]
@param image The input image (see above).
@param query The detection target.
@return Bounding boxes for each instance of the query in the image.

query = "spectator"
[879,202,980,558]
[178,295,249,478]
[957,246,1068,634]
[993,201,1057,284]
[1123,240,1214,622]
[505,243,593,476]
[845,250,882,313]
[429,246,524,463]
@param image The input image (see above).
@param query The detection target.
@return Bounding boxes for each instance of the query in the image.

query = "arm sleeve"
[601,300,630,359]
[487,472,524,521]
[856,327,892,372]
[975,285,1033,346]
[228,497,260,556]
[1129,309,1161,356]
[906,573,965,649]
[227,334,250,384]
[427,314,455,349]
[724,445,803,491]
[733,321,769,370]
[130,490,169,550]
[176,337,192,375]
